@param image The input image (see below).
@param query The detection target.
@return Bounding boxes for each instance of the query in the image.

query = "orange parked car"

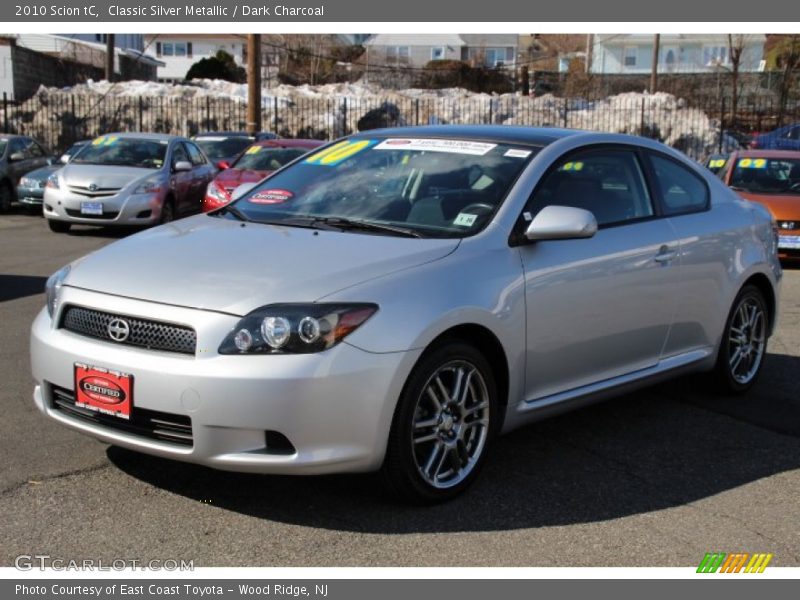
[720,149,800,260]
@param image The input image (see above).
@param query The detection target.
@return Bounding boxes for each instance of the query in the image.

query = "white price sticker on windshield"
[454,213,478,227]
[374,138,496,155]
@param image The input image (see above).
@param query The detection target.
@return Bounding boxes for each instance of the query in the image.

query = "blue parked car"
[751,123,800,150]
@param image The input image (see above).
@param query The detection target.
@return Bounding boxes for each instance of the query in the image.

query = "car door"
[6,138,34,183]
[184,141,213,209]
[169,142,194,215]
[518,146,682,401]
[776,125,800,150]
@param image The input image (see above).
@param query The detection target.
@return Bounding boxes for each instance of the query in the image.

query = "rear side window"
[648,154,709,215]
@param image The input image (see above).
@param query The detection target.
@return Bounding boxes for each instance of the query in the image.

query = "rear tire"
[712,285,769,395]
[381,341,497,504]
[47,219,71,233]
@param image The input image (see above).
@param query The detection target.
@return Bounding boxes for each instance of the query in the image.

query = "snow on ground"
[15,79,734,159]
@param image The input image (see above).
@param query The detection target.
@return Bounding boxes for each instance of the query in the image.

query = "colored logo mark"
[304,139,375,166]
[696,552,773,573]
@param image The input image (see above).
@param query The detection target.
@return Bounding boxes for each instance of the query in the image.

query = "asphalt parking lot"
[1,209,799,568]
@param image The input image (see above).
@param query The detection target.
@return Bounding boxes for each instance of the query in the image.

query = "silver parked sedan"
[30,126,781,503]
[43,133,215,232]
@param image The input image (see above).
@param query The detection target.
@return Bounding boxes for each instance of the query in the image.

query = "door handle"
[654,246,678,263]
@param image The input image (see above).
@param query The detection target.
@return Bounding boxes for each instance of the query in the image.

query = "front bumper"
[777,233,800,259]
[30,287,419,474]
[16,185,44,205]
[43,187,165,226]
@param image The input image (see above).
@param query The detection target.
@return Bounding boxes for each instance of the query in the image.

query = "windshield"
[195,137,253,160]
[233,146,311,171]
[72,137,167,169]
[730,157,800,195]
[225,137,538,238]
[64,142,86,159]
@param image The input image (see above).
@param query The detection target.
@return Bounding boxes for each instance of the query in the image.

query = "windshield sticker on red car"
[248,189,294,204]
[708,158,727,168]
[304,139,377,166]
[374,138,496,156]
[738,158,767,169]
[245,146,262,155]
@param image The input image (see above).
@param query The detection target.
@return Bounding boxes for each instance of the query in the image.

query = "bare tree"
[773,34,800,127]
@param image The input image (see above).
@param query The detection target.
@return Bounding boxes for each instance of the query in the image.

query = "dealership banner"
[4,579,800,599]
[4,0,800,22]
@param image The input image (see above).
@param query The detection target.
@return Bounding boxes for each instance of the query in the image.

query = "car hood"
[738,191,800,220]
[22,165,60,182]
[215,168,273,191]
[60,164,157,189]
[65,214,460,315]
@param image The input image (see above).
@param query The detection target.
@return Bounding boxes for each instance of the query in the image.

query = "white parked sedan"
[31,126,781,502]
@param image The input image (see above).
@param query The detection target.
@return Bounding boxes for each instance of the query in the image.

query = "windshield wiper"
[218,204,249,221]
[311,216,423,238]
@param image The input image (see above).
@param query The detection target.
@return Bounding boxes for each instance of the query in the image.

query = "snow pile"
[14,79,732,159]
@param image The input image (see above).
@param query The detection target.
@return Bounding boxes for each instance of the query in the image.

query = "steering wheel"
[460,203,495,216]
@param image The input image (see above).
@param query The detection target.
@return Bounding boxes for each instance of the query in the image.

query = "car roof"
[195,131,255,138]
[100,132,180,142]
[253,139,323,148]
[731,149,800,159]
[350,125,583,147]
[0,134,32,140]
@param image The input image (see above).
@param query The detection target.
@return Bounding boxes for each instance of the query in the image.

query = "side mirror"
[231,182,257,200]
[173,160,193,172]
[525,205,598,241]
[9,151,24,162]
[216,160,230,170]
[59,154,71,164]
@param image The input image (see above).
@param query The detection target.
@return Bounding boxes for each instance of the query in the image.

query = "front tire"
[0,181,13,213]
[160,197,175,224]
[381,341,497,504]
[713,285,769,394]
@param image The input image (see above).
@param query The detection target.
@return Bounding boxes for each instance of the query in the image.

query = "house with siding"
[590,34,766,74]
[364,34,517,69]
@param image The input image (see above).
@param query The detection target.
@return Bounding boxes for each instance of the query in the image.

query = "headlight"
[206,181,231,204]
[219,303,378,355]
[134,177,163,195]
[45,265,71,318]
[45,173,60,189]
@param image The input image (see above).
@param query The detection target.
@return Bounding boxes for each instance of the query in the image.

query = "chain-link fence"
[3,90,800,161]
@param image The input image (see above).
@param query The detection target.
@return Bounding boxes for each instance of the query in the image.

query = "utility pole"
[585,33,593,73]
[105,34,115,82]
[650,33,660,93]
[247,34,262,135]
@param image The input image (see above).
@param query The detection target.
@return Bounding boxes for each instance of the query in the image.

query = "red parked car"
[203,139,323,212]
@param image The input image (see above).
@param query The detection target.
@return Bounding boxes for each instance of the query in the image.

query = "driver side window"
[526,149,654,227]
[172,143,190,167]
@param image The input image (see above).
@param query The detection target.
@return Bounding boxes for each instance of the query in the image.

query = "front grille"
[61,305,197,355]
[50,384,193,447]
[65,209,120,219]
[67,185,122,198]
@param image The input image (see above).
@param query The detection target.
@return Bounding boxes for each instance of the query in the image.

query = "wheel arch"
[424,323,511,425]
[742,272,777,335]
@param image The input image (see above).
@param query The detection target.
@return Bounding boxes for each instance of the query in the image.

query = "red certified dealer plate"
[73,363,133,420]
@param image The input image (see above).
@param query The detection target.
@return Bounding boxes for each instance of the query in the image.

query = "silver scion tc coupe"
[43,133,215,232]
[31,126,782,503]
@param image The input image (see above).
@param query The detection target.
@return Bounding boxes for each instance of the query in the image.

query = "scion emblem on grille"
[107,318,131,342]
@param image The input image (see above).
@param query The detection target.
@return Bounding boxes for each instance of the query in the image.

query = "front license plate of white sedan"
[80,201,103,215]
[778,235,800,249]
